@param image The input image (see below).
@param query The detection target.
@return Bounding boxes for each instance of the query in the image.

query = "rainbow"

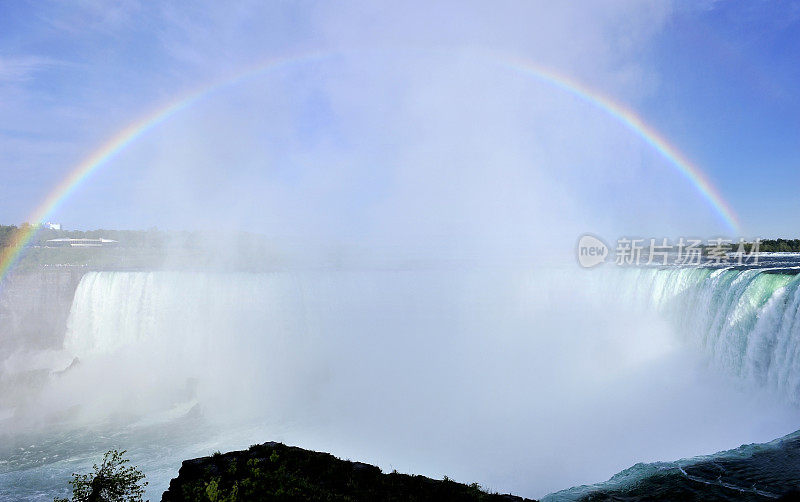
[0,51,329,285]
[500,54,740,233]
[0,50,740,285]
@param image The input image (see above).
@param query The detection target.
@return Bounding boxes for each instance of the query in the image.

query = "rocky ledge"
[162,441,535,502]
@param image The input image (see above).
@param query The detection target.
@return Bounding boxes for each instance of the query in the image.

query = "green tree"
[55,450,147,502]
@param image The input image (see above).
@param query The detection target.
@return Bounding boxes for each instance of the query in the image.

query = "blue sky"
[644,1,800,237]
[1,1,798,244]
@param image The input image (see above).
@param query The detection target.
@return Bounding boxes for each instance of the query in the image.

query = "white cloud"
[0,55,56,83]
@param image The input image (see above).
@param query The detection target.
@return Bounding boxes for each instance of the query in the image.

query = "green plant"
[54,450,147,502]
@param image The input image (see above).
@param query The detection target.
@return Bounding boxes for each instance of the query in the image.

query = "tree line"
[742,238,800,253]
[0,224,197,249]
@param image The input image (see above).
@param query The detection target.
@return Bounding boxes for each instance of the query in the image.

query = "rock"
[161,441,536,501]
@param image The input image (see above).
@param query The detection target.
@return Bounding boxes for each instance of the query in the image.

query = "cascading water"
[56,271,329,425]
[607,266,800,403]
[60,267,800,408]
[4,265,800,501]
[542,265,800,501]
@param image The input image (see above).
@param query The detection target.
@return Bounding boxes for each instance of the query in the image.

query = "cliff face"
[0,268,86,358]
[162,442,536,502]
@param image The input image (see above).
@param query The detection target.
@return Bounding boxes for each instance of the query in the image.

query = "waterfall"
[31,267,800,498]
[63,268,800,403]
[609,266,800,401]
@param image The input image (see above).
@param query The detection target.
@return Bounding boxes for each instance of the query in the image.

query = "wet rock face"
[548,430,800,502]
[0,268,86,358]
[162,441,536,502]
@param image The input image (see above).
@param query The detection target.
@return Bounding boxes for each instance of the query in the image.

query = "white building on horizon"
[45,238,118,248]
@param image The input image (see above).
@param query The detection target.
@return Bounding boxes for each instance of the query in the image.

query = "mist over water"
[3,3,800,501]
[3,265,799,500]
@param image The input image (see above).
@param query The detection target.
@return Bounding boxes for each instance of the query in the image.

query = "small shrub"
[54,449,147,502]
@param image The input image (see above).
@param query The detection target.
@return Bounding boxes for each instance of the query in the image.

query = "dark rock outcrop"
[162,442,536,501]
